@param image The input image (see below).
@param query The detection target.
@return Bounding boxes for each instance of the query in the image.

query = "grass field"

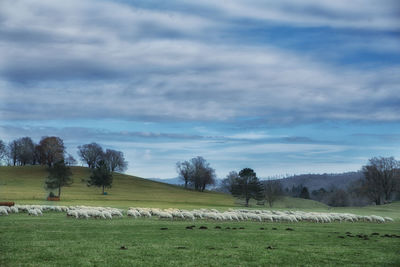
[0,213,399,266]
[1,166,400,266]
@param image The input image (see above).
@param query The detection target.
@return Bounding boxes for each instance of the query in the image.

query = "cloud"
[0,0,399,125]
[187,0,400,31]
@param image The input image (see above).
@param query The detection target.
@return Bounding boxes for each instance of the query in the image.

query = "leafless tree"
[7,140,20,166]
[17,137,35,165]
[38,136,65,167]
[220,171,239,193]
[104,149,127,172]
[176,156,215,191]
[77,143,104,169]
[263,180,283,207]
[176,160,192,189]
[65,154,77,166]
[362,157,400,205]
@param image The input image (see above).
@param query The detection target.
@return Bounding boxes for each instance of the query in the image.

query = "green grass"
[0,213,399,266]
[0,166,327,209]
[1,166,400,266]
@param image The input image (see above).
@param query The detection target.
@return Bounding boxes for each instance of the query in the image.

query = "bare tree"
[362,157,400,205]
[190,156,215,192]
[38,136,65,167]
[176,156,215,191]
[17,137,35,165]
[263,180,283,207]
[7,140,20,166]
[104,149,127,172]
[77,143,104,169]
[65,154,77,166]
[176,160,192,189]
[220,171,239,193]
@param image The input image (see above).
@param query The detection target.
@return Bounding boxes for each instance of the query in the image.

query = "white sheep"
[0,207,8,216]
[10,206,18,213]
[102,211,112,219]
[127,210,138,218]
[158,211,173,220]
[384,217,394,222]
[28,209,38,216]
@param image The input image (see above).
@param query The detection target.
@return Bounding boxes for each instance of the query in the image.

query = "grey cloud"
[0,125,208,143]
[0,0,399,123]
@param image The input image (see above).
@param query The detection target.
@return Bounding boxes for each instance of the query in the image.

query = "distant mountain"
[277,171,363,191]
[150,172,363,192]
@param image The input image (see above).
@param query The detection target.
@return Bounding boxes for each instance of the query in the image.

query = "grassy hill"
[0,166,330,209]
[0,166,235,208]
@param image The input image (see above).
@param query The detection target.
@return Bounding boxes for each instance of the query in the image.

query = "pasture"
[1,166,399,266]
[1,210,399,266]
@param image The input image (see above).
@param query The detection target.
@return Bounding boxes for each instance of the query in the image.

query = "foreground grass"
[0,213,399,266]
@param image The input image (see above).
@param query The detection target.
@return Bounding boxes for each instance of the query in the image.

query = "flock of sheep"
[0,204,394,224]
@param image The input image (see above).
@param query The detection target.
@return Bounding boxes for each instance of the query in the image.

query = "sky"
[0,0,400,179]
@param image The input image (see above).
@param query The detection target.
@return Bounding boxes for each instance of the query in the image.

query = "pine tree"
[230,168,263,207]
[45,160,73,198]
[87,160,113,194]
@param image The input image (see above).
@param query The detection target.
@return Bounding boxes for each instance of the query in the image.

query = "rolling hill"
[0,166,328,209]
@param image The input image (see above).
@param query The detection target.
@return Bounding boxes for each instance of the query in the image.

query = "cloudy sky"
[1,0,399,179]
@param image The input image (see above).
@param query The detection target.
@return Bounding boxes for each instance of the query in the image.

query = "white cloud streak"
[0,0,399,123]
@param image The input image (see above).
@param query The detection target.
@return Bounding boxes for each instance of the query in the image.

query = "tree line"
[0,137,128,198]
[284,157,400,207]
[0,137,127,172]
[176,157,282,207]
[177,156,400,207]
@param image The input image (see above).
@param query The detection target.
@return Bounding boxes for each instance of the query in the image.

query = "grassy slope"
[0,166,235,208]
[0,166,327,209]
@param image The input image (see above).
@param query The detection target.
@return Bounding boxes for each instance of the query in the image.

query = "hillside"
[0,166,329,209]
[0,166,235,208]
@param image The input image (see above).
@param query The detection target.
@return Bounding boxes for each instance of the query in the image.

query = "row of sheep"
[66,206,123,219]
[0,204,71,216]
[0,205,394,223]
[126,207,394,223]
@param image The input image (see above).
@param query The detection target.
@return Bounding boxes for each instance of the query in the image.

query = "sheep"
[111,210,123,218]
[127,210,138,218]
[67,210,78,218]
[10,206,18,213]
[370,215,385,223]
[384,217,394,222]
[246,213,262,222]
[36,209,43,216]
[77,210,89,219]
[0,207,9,216]
[28,209,38,216]
[140,210,152,218]
[158,211,173,220]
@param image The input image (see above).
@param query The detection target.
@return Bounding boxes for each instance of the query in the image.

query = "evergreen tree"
[45,160,73,198]
[87,160,113,194]
[299,186,310,199]
[230,168,263,207]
